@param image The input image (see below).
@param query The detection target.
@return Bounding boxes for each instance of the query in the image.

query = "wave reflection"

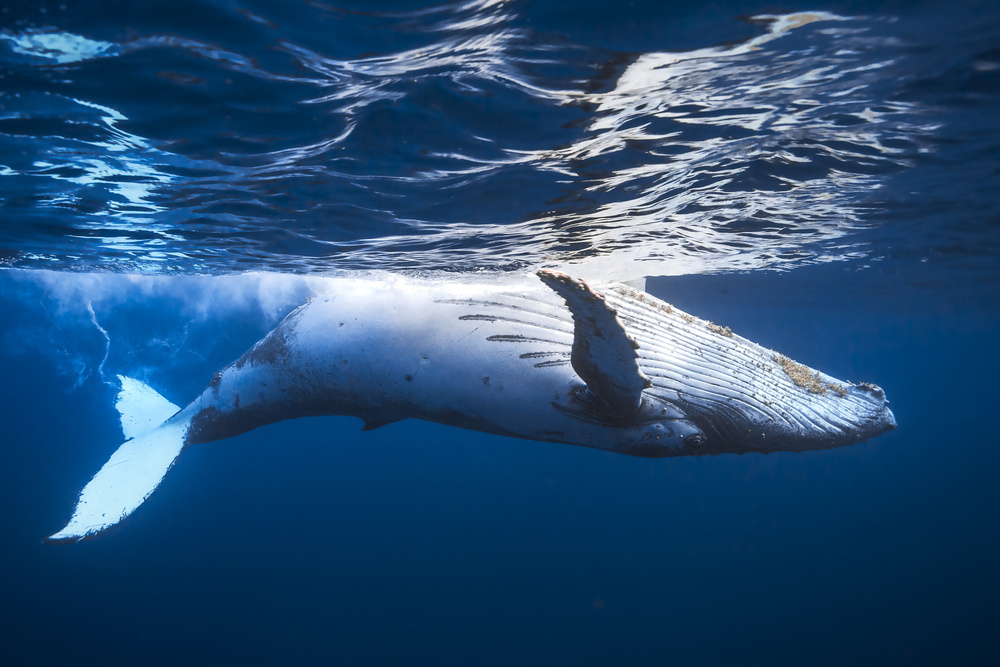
[0,4,935,278]
[505,12,936,276]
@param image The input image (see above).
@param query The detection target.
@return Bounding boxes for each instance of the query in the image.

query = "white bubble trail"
[86,300,115,388]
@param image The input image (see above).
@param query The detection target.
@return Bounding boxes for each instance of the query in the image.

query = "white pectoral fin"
[46,377,187,543]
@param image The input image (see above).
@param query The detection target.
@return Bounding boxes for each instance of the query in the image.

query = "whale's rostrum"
[47,271,896,542]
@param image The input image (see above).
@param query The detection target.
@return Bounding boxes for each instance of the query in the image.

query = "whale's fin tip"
[116,375,181,440]
[47,378,188,544]
[537,270,649,414]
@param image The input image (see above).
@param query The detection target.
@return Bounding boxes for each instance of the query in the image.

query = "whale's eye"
[685,434,706,447]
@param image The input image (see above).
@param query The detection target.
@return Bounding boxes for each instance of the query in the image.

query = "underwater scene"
[1,0,998,664]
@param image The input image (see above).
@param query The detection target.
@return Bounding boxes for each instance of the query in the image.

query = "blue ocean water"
[1,0,997,665]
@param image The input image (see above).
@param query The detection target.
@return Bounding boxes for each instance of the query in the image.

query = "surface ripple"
[0,1,995,280]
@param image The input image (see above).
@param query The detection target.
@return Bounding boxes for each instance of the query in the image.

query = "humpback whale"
[48,271,896,542]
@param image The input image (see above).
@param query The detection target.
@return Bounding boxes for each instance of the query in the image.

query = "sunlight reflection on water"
[0,5,937,279]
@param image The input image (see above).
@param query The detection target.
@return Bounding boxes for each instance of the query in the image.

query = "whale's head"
[538,272,897,458]
[627,337,897,457]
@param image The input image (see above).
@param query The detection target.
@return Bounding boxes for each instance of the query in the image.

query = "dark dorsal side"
[537,270,651,415]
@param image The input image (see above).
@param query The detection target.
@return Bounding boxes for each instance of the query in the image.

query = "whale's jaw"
[677,382,896,456]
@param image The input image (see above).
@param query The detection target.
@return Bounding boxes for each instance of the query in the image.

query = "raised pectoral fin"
[538,270,651,415]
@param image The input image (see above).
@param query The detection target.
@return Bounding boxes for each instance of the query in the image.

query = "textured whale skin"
[183,271,895,458]
[47,271,896,542]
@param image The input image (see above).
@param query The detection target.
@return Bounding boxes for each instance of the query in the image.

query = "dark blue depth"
[1,266,997,666]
